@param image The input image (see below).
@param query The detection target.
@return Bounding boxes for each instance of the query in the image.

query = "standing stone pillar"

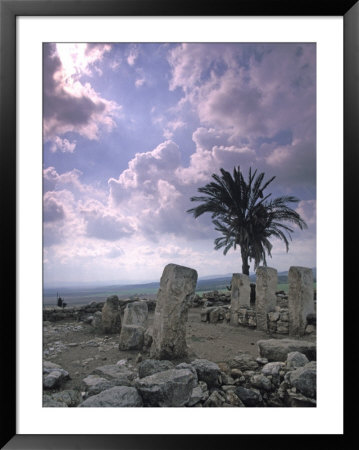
[256,267,278,331]
[119,301,148,350]
[288,266,315,336]
[150,263,198,360]
[101,295,122,334]
[230,273,250,325]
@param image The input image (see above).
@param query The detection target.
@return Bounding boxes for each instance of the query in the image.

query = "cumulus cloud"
[167,43,316,188]
[49,136,77,153]
[43,192,66,222]
[80,199,135,241]
[43,43,120,143]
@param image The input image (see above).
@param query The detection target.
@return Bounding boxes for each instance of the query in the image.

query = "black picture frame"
[1,0,357,448]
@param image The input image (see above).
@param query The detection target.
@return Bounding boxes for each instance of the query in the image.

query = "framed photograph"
[1,0,357,448]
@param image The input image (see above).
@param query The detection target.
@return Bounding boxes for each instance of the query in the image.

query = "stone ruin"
[43,263,317,408]
[223,266,315,337]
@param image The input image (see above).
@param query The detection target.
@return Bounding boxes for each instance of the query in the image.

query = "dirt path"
[43,307,315,392]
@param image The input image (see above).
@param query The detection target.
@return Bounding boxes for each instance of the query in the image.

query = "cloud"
[43,43,120,143]
[43,192,66,222]
[49,136,77,153]
[80,199,135,241]
[127,45,139,66]
[168,43,316,148]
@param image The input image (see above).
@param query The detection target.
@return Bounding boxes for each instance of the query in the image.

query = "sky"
[43,42,316,286]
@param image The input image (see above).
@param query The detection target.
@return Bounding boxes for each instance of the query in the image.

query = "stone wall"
[43,298,156,323]
[200,266,316,337]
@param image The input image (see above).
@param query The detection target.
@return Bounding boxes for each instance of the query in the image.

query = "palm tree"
[187,166,307,275]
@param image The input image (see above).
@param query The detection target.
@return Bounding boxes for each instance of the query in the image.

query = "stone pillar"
[230,273,250,325]
[118,301,148,350]
[101,295,122,334]
[256,267,278,331]
[288,266,315,336]
[150,263,198,360]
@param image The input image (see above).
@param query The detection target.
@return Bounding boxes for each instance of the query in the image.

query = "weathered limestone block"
[256,267,278,331]
[101,295,121,334]
[150,264,198,360]
[230,273,250,325]
[78,386,143,407]
[288,267,315,336]
[118,325,145,350]
[123,301,148,326]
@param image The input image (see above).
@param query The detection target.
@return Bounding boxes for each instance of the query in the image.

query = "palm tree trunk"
[241,247,250,276]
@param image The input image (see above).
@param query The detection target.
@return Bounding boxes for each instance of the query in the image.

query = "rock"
[91,311,102,330]
[250,374,272,392]
[257,338,316,362]
[286,351,309,370]
[228,352,259,372]
[203,390,226,407]
[235,386,263,407]
[43,367,69,390]
[175,363,198,380]
[123,301,148,326]
[191,359,221,388]
[143,327,153,350]
[78,386,143,407]
[101,295,122,334]
[287,365,316,398]
[270,311,281,322]
[43,390,82,407]
[43,361,62,373]
[43,395,68,407]
[82,375,131,396]
[135,368,197,407]
[261,362,285,384]
[92,364,135,383]
[118,325,145,350]
[187,384,208,406]
[286,391,316,407]
[305,324,316,335]
[150,264,198,360]
[224,390,244,407]
[230,368,243,379]
[138,359,174,378]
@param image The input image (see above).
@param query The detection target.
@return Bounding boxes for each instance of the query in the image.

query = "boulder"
[138,359,175,379]
[191,359,221,388]
[43,363,69,390]
[82,375,131,396]
[78,386,142,407]
[286,364,316,398]
[123,301,148,326]
[91,364,135,383]
[250,374,272,392]
[118,325,145,350]
[285,351,309,370]
[235,386,263,407]
[135,368,197,407]
[257,338,316,362]
[43,390,81,407]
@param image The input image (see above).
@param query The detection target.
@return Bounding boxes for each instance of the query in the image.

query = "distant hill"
[43,268,316,306]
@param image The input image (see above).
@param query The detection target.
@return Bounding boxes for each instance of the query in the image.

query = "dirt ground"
[43,307,316,392]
